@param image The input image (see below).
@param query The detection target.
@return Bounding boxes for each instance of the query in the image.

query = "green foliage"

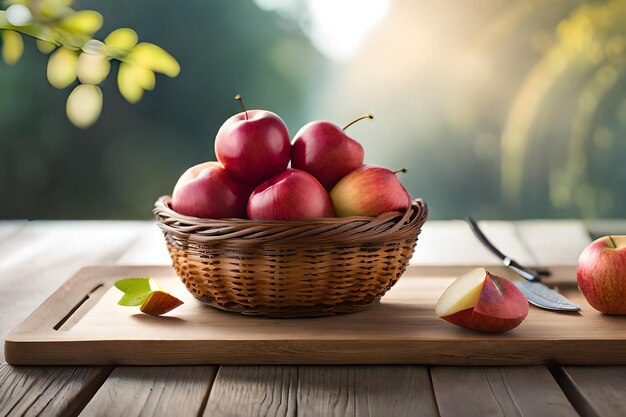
[0,0,332,220]
[0,0,179,128]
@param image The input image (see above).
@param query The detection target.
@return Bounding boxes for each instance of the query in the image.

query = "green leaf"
[136,65,155,90]
[47,47,78,88]
[39,0,73,18]
[105,28,138,52]
[1,30,23,64]
[118,62,155,103]
[58,10,103,35]
[77,52,110,84]
[128,42,180,77]
[114,277,153,306]
[66,84,102,128]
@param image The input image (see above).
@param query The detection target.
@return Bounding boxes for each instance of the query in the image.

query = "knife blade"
[465,217,580,312]
[514,281,580,311]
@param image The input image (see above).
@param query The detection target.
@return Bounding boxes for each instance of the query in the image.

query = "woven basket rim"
[155,195,427,224]
[154,196,428,245]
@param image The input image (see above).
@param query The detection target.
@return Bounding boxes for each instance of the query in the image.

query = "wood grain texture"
[204,366,298,417]
[431,366,577,417]
[556,366,626,417]
[295,366,438,417]
[0,222,148,417]
[204,366,437,417]
[0,221,148,361]
[0,363,111,417]
[79,366,217,417]
[0,220,615,417]
[7,265,626,366]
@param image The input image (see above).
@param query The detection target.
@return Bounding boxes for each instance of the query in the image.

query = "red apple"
[435,268,529,333]
[171,162,250,219]
[291,114,371,190]
[247,169,336,221]
[577,235,626,314]
[214,95,290,185]
[329,165,411,217]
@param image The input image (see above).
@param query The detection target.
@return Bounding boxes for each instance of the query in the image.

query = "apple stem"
[609,235,617,249]
[234,94,248,120]
[343,113,374,130]
[393,168,407,175]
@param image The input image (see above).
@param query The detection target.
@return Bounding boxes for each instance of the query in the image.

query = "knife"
[465,217,580,312]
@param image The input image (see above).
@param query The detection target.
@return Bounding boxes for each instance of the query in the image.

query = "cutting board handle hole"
[54,283,106,331]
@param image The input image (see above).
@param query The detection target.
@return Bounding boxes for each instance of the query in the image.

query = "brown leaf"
[140,291,184,316]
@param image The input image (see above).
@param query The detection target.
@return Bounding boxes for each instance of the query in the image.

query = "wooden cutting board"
[5,265,626,366]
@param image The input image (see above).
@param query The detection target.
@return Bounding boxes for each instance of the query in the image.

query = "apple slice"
[435,268,529,333]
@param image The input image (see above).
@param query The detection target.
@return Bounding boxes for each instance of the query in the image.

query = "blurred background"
[1,0,625,220]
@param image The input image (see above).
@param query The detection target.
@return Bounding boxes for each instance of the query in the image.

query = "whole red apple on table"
[329,165,411,217]
[577,235,626,314]
[214,95,290,185]
[291,114,371,190]
[435,268,529,333]
[171,162,250,219]
[247,169,336,221]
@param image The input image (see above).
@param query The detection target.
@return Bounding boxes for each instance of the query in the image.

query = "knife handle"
[505,258,541,282]
[466,217,542,282]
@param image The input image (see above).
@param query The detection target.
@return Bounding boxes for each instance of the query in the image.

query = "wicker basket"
[153,196,428,318]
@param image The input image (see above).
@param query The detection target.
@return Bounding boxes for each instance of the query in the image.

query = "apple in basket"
[247,169,336,221]
[435,268,529,333]
[215,95,291,185]
[291,114,371,190]
[171,162,250,219]
[330,165,411,217]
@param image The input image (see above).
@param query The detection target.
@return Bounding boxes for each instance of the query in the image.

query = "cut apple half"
[435,267,529,333]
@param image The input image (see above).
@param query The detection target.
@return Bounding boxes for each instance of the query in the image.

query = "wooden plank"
[204,366,297,417]
[515,220,591,266]
[412,220,536,266]
[0,363,111,417]
[76,226,217,417]
[0,221,148,361]
[0,222,148,416]
[204,366,437,417]
[431,366,577,417]
[79,366,217,417]
[296,366,438,417]
[555,366,626,417]
[7,265,625,366]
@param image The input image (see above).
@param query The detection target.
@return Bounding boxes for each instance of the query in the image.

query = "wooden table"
[1,219,625,416]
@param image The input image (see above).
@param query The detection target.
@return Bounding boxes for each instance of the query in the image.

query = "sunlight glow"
[305,0,389,61]
[254,0,389,61]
